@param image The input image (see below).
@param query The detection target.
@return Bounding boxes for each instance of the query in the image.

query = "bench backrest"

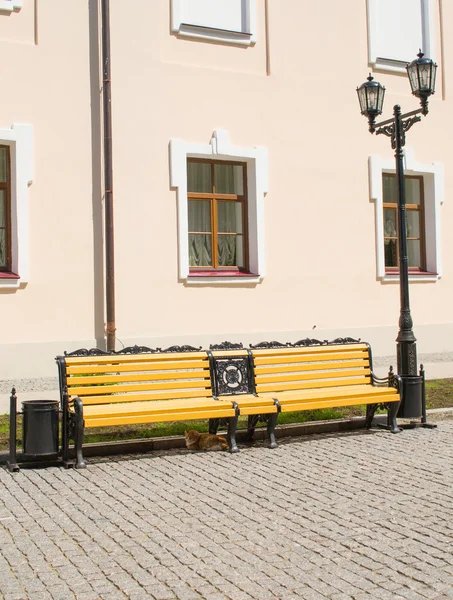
[251,343,372,394]
[58,351,213,406]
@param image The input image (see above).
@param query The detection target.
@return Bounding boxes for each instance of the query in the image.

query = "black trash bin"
[22,400,59,456]
[397,375,423,419]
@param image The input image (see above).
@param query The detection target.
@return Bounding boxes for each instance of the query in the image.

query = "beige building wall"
[0,0,452,379]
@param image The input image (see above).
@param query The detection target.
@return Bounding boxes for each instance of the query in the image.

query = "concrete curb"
[2,408,452,466]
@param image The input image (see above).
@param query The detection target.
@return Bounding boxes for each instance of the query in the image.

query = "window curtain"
[0,191,6,268]
[188,200,211,266]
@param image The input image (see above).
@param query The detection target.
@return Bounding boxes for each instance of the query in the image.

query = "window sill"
[0,272,21,288]
[187,270,261,285]
[381,271,439,283]
[371,58,409,74]
[175,23,255,45]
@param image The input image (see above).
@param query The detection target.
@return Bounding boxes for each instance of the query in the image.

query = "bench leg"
[209,418,220,434]
[365,403,378,429]
[73,397,87,469]
[387,401,402,434]
[62,389,71,465]
[266,413,278,449]
[227,408,239,453]
[246,415,260,441]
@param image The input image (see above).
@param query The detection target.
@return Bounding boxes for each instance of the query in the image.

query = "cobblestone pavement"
[1,423,453,600]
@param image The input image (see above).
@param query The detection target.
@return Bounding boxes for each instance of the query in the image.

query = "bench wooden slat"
[68,379,212,396]
[255,359,370,375]
[279,393,398,413]
[67,369,210,386]
[258,384,397,402]
[230,394,277,416]
[66,360,210,374]
[84,407,236,428]
[256,368,371,385]
[257,376,370,393]
[64,351,208,365]
[237,404,278,416]
[72,389,215,404]
[81,398,233,418]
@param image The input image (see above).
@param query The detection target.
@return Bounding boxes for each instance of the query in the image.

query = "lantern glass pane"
[367,86,378,112]
[407,64,418,93]
[376,86,385,112]
[357,87,367,113]
[419,63,431,91]
[431,62,437,94]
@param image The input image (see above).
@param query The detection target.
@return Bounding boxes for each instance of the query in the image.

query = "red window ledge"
[189,270,258,278]
[0,272,20,279]
[385,270,438,276]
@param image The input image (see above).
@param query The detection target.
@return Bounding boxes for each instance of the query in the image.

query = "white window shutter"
[181,0,247,33]
[368,0,434,70]
[172,0,256,44]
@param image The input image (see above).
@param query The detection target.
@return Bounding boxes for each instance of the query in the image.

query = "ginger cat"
[184,429,229,451]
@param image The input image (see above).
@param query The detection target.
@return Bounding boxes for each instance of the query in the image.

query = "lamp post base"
[397,420,437,429]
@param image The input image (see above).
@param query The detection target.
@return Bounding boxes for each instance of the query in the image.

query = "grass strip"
[1,378,451,451]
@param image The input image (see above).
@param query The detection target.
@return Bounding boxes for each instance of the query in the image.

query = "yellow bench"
[56,339,402,467]
[206,340,401,447]
[56,347,240,468]
[247,340,402,442]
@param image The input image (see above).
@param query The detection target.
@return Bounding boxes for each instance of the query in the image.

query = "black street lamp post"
[357,52,437,422]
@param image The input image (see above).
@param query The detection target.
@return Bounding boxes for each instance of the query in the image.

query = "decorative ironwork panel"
[161,345,202,353]
[116,345,158,355]
[249,341,290,349]
[213,356,252,396]
[292,338,327,347]
[210,341,244,351]
[64,348,112,357]
[327,337,361,345]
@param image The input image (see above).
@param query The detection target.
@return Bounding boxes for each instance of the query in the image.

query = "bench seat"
[258,384,399,411]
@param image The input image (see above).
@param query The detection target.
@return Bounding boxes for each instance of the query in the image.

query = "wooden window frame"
[187,158,249,274]
[0,145,12,273]
[383,174,426,273]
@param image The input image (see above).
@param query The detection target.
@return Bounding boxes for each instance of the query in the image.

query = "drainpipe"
[101,0,116,351]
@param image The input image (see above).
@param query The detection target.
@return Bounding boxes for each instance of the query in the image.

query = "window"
[171,0,257,45]
[188,159,248,272]
[369,149,444,281]
[383,175,425,272]
[367,0,434,71]
[170,130,268,283]
[0,124,33,289]
[0,1,23,12]
[0,146,11,272]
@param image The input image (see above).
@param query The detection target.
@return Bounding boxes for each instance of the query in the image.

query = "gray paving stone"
[2,422,453,600]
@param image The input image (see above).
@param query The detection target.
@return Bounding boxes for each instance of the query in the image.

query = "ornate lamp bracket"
[376,114,421,149]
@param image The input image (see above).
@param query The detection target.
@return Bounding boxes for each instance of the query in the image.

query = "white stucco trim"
[0,0,22,12]
[0,124,33,289]
[170,129,268,283]
[369,147,444,282]
[367,0,435,73]
[171,0,257,45]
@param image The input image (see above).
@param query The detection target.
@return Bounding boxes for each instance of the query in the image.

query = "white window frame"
[367,0,435,72]
[0,124,33,289]
[0,0,22,12]
[171,0,257,45]
[369,148,444,282]
[170,130,268,284]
